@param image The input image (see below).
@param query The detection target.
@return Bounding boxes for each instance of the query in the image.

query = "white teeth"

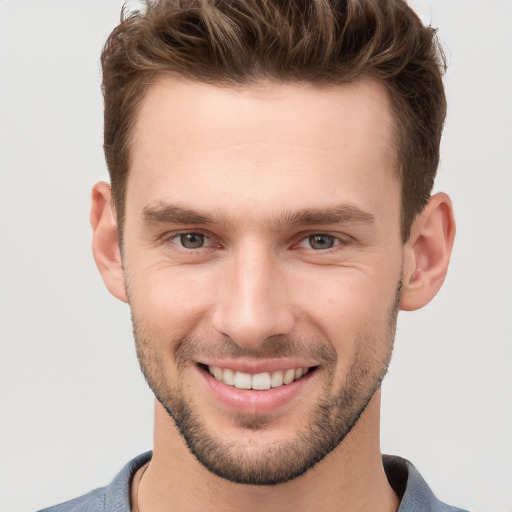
[223,368,235,386]
[283,369,295,385]
[234,371,252,389]
[252,372,271,390]
[207,365,311,390]
[270,370,284,388]
[212,366,223,381]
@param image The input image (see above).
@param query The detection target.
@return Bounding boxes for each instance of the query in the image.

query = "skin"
[91,78,455,512]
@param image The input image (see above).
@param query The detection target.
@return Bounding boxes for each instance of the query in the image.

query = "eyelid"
[161,230,219,248]
[294,232,348,250]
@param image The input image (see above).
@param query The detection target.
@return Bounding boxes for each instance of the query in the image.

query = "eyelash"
[164,232,218,250]
[296,234,342,251]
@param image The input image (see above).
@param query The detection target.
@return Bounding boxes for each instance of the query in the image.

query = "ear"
[90,181,127,303]
[400,192,456,311]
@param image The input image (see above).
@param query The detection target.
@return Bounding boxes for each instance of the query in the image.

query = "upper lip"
[196,359,317,374]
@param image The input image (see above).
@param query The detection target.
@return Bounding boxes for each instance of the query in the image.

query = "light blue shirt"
[37,452,470,511]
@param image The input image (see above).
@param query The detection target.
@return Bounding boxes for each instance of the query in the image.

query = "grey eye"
[179,233,205,249]
[308,234,336,250]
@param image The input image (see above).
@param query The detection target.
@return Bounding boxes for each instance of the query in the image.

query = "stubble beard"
[131,283,401,486]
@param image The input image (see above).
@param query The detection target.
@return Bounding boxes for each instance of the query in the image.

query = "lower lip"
[197,366,315,415]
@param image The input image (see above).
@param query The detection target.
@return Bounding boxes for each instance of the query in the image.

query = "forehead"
[127,77,399,224]
[132,77,395,156]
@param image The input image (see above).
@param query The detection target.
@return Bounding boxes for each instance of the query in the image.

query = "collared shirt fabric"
[36,452,470,512]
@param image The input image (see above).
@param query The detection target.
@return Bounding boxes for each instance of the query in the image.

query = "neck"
[138,393,399,512]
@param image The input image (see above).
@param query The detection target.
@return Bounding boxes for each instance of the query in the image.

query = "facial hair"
[132,281,401,486]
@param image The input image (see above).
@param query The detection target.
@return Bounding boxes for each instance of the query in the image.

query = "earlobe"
[400,192,456,311]
[90,181,127,303]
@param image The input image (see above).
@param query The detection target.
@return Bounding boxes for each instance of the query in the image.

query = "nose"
[211,244,295,350]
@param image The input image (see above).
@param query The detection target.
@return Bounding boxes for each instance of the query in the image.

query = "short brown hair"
[101,0,446,242]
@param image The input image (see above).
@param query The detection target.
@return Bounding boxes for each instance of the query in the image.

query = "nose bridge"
[212,241,294,348]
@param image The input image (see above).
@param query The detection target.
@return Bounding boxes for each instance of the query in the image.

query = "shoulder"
[35,452,152,512]
[36,487,106,512]
[383,455,471,512]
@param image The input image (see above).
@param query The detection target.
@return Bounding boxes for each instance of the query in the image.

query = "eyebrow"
[142,204,216,225]
[141,203,375,229]
[277,206,375,228]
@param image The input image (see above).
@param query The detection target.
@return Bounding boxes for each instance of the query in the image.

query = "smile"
[207,365,311,390]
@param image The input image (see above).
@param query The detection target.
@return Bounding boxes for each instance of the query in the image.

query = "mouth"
[200,364,317,391]
[196,362,319,415]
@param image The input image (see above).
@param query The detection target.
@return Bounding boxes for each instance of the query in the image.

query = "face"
[122,78,404,485]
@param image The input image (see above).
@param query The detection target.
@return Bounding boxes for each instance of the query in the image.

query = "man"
[39,0,465,510]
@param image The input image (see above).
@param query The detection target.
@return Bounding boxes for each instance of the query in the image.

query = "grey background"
[0,1,510,511]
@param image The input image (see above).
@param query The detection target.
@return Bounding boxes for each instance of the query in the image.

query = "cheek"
[296,266,398,325]
[296,269,399,368]
[127,263,214,342]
